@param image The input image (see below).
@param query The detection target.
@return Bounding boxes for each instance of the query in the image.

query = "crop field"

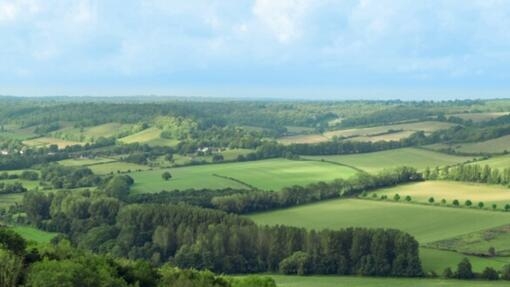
[351,130,417,142]
[303,148,473,173]
[454,135,510,154]
[249,199,510,244]
[271,274,510,287]
[11,226,57,243]
[323,121,455,139]
[130,158,358,193]
[373,181,510,209]
[118,127,178,146]
[58,157,117,167]
[23,137,83,148]
[87,161,151,174]
[82,123,131,138]
[278,134,329,145]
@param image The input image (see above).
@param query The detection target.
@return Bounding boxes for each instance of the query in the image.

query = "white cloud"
[252,0,314,44]
[0,0,40,22]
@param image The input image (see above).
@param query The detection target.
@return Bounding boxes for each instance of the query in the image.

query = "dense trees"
[40,165,102,189]
[426,164,510,186]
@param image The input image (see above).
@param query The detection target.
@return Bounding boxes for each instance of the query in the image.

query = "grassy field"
[82,123,131,138]
[23,137,83,148]
[278,134,329,145]
[11,226,57,243]
[426,225,510,256]
[303,148,473,173]
[58,157,117,167]
[88,161,151,175]
[455,135,510,154]
[475,155,510,170]
[324,121,455,139]
[118,127,178,146]
[0,193,24,209]
[249,199,510,244]
[351,130,417,142]
[130,158,358,193]
[373,181,510,209]
[271,274,510,287]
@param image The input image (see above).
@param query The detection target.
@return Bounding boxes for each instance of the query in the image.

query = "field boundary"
[301,158,366,173]
[212,174,259,190]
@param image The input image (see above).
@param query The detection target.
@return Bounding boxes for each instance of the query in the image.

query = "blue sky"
[1,0,510,99]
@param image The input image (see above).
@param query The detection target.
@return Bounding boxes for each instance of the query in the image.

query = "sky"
[1,0,510,99]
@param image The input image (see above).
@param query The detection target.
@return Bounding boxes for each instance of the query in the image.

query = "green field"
[88,161,151,175]
[455,135,510,154]
[450,112,509,122]
[374,181,510,209]
[23,137,83,148]
[130,158,358,193]
[119,127,178,146]
[11,226,57,243]
[475,155,510,170]
[58,157,117,167]
[250,199,510,244]
[0,193,24,208]
[271,275,510,287]
[324,121,455,139]
[304,148,473,173]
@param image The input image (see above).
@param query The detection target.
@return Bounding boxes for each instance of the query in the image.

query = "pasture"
[271,274,510,287]
[323,121,455,139]
[58,157,117,167]
[373,181,510,209]
[0,193,23,209]
[23,137,83,148]
[11,226,57,243]
[303,148,473,173]
[130,158,358,193]
[278,134,329,145]
[249,198,510,244]
[454,135,510,154]
[87,161,151,175]
[450,112,509,122]
[119,127,178,146]
[475,154,510,170]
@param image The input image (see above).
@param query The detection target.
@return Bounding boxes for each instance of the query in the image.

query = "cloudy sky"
[1,0,510,99]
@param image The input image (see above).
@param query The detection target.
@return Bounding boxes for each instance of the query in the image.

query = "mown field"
[475,154,510,170]
[373,181,510,209]
[11,226,57,243]
[130,158,358,193]
[271,275,510,287]
[455,135,510,154]
[304,148,473,173]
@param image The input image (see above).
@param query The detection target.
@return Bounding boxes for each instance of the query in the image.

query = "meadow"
[323,121,455,139]
[119,127,178,146]
[22,137,83,148]
[450,112,509,122]
[278,134,329,145]
[58,157,117,167]
[454,135,510,154]
[271,275,510,287]
[11,226,57,243]
[87,161,152,175]
[475,154,510,170]
[130,158,358,193]
[373,181,510,209]
[303,148,473,173]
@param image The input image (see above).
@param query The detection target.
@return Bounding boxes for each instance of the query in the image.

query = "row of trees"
[425,164,510,186]
[212,167,422,214]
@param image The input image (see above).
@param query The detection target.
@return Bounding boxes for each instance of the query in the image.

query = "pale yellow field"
[324,121,455,139]
[351,130,416,142]
[23,137,83,148]
[118,127,162,144]
[278,134,329,145]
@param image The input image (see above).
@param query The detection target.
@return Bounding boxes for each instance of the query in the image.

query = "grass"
[118,127,178,146]
[420,248,510,274]
[11,226,57,243]
[130,158,358,193]
[88,161,151,175]
[278,134,329,145]
[58,157,117,167]
[0,193,24,209]
[426,225,510,256]
[455,135,510,154]
[373,181,510,209]
[303,148,473,173]
[23,137,83,148]
[324,121,455,139]
[82,123,131,138]
[271,274,510,287]
[474,154,510,170]
[249,198,510,244]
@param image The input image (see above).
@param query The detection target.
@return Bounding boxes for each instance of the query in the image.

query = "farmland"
[323,121,455,139]
[455,135,510,154]
[475,154,510,169]
[22,137,83,148]
[373,181,510,209]
[119,127,178,146]
[249,198,510,244]
[130,158,358,193]
[304,148,473,173]
[271,275,510,287]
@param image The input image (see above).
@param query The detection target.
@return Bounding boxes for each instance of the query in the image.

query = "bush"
[481,267,499,280]
[456,258,474,279]
[279,251,312,276]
